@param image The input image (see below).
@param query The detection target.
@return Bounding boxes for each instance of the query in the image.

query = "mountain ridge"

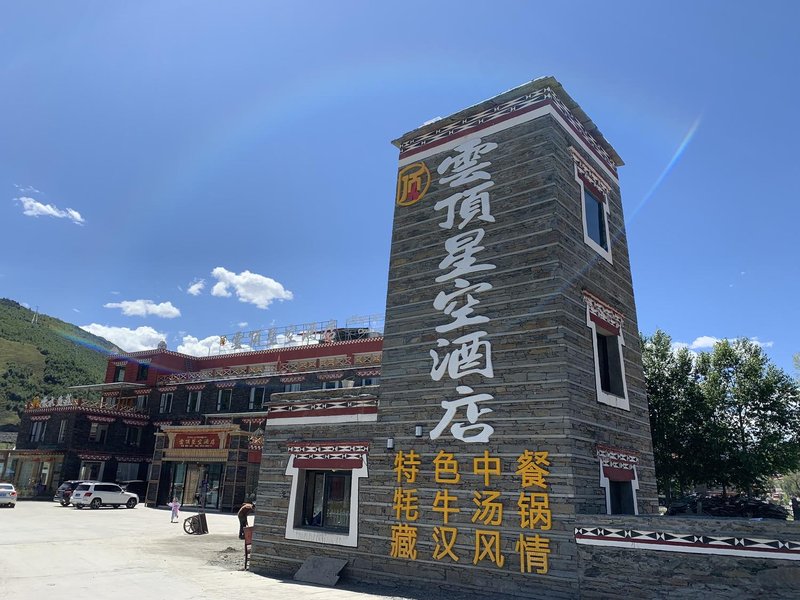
[0,298,121,430]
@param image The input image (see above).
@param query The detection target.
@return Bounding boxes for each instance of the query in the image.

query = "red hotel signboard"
[173,433,221,450]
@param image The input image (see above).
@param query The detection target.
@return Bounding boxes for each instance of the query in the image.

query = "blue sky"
[1,2,798,372]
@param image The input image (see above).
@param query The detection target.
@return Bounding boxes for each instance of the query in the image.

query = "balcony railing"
[25,395,148,415]
[156,352,382,386]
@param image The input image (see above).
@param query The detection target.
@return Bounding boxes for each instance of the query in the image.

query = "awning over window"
[583,291,623,335]
[597,444,638,482]
[288,441,369,470]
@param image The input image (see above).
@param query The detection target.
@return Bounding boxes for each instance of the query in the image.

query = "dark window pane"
[596,331,625,397]
[300,470,351,531]
[584,190,607,249]
[610,480,635,514]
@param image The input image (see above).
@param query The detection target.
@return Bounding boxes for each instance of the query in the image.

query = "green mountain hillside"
[0,299,121,430]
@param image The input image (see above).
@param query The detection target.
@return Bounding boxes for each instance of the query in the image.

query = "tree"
[644,333,800,499]
[642,330,713,502]
[695,339,800,496]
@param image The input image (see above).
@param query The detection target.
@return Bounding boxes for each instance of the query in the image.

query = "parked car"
[54,480,94,506]
[0,483,17,507]
[71,482,138,509]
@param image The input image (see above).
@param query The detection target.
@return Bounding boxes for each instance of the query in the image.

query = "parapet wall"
[575,514,800,599]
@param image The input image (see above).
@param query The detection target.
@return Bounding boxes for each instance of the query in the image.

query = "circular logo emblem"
[396,162,431,206]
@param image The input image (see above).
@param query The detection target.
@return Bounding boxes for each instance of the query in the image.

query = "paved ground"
[0,500,410,600]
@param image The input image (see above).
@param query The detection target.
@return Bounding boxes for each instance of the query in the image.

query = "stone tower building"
[252,76,656,598]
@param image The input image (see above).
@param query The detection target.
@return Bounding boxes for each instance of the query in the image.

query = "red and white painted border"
[575,527,800,560]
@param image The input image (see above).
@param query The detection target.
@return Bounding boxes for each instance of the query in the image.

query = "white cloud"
[16,196,85,225]
[21,302,30,309]
[210,267,293,309]
[689,336,720,350]
[72,308,80,313]
[177,334,252,357]
[104,299,181,318]
[672,335,775,352]
[749,337,774,349]
[237,322,248,328]
[80,324,167,352]
[187,279,205,296]
[14,184,41,194]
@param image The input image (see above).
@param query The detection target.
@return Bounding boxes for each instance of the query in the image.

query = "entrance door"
[184,465,202,506]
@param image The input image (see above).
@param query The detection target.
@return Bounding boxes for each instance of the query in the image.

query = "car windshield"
[0,484,13,490]
[75,484,90,491]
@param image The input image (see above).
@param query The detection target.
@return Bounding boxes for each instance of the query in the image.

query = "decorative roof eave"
[111,336,384,361]
[68,382,148,391]
[393,76,623,169]
[24,405,149,419]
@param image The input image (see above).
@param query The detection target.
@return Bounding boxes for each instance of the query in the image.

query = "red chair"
[243,526,254,570]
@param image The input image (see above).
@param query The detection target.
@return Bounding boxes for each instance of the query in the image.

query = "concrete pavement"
[0,500,409,600]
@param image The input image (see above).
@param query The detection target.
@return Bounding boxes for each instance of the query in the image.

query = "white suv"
[71,482,138,509]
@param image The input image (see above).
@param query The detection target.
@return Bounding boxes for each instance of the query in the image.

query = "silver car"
[71,482,138,509]
[0,483,17,507]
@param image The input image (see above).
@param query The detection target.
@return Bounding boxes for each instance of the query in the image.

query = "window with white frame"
[583,291,629,410]
[571,147,612,264]
[113,365,126,382]
[187,390,202,413]
[159,392,173,413]
[284,383,301,392]
[321,380,343,390]
[249,386,267,410]
[29,420,47,442]
[57,419,67,443]
[89,422,109,443]
[217,388,232,411]
[136,394,149,410]
[597,445,639,515]
[360,377,380,386]
[284,442,368,547]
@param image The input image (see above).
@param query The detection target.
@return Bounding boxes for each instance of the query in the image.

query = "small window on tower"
[571,147,612,264]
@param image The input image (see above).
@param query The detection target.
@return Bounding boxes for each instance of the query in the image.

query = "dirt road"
[0,500,404,600]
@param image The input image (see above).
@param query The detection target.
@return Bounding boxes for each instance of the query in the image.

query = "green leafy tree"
[644,333,800,499]
[695,339,800,496]
[642,330,711,502]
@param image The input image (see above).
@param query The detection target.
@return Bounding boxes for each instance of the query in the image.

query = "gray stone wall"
[576,515,800,599]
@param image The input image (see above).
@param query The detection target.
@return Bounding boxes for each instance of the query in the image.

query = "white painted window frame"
[249,386,267,410]
[187,390,202,413]
[283,455,367,548]
[586,305,629,411]
[574,158,613,265]
[216,388,232,412]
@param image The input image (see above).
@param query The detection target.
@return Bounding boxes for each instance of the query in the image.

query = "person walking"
[168,496,181,523]
[238,501,255,539]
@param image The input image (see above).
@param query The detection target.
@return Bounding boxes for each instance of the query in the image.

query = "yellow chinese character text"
[473,450,501,487]
[390,524,418,560]
[516,533,550,574]
[518,492,551,530]
[393,488,419,521]
[473,529,505,567]
[432,526,459,562]
[471,490,503,526]
[432,489,460,524]
[394,450,421,483]
[516,450,549,489]
[433,450,461,484]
